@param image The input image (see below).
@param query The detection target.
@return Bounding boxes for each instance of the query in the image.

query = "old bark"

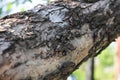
[0,0,120,80]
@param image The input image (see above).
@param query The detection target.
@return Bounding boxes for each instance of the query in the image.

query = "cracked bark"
[0,0,120,80]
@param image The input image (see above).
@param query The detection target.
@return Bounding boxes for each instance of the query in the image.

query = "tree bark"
[0,0,120,80]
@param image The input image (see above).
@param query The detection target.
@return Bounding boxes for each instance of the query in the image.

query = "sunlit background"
[0,0,118,80]
[0,0,49,18]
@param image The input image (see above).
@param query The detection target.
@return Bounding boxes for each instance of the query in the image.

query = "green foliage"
[0,0,51,18]
[72,69,86,80]
[98,42,116,66]
[21,8,25,12]
[72,66,86,80]
[7,2,13,11]
[0,0,32,18]
[95,65,114,80]
[94,42,116,80]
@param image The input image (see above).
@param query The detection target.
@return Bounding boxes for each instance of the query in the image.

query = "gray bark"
[0,0,120,80]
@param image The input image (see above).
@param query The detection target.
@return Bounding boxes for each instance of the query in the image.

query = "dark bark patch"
[84,0,99,3]
[43,61,75,80]
[18,76,32,80]
[11,62,22,68]
[58,61,75,73]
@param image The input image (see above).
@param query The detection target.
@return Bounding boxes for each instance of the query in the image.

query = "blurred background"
[0,0,119,80]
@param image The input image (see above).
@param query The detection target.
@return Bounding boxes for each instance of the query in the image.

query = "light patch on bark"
[49,9,65,22]
[0,38,11,55]
[82,0,110,14]
[35,5,69,23]
[40,7,67,18]
[9,24,25,35]
[106,17,115,25]
[58,22,68,28]
[48,8,68,23]
[68,24,93,64]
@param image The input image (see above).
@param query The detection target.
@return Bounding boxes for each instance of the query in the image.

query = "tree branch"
[0,0,120,80]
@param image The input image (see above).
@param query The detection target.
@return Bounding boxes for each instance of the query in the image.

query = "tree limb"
[0,0,120,80]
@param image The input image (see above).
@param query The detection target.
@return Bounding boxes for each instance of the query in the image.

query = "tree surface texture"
[0,0,120,80]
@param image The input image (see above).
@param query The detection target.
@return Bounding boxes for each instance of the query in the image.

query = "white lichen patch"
[9,24,25,35]
[49,8,68,23]
[58,22,68,28]
[81,24,92,34]
[39,7,64,18]
[49,10,65,23]
[39,6,68,23]
[70,34,93,50]
[70,24,93,51]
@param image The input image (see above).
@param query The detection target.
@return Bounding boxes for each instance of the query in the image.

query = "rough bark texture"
[0,0,120,80]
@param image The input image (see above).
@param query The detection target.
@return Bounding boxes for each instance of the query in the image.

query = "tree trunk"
[0,0,120,80]
[86,58,94,80]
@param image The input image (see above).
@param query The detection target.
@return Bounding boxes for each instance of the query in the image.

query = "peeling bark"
[0,0,120,80]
